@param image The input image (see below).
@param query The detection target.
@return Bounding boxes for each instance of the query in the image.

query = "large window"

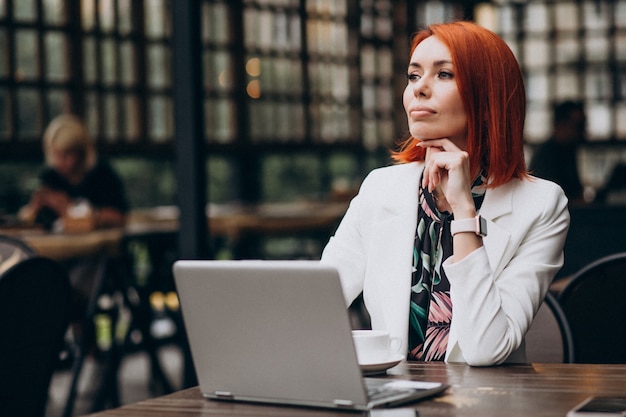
[487,0,626,197]
[4,0,624,212]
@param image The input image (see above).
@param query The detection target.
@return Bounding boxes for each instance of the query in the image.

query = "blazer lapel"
[479,181,515,276]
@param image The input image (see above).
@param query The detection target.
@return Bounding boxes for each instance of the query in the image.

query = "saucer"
[359,353,404,375]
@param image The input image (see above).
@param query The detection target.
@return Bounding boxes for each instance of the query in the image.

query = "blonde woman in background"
[19,114,128,230]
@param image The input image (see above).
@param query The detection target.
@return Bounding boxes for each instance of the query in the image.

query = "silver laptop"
[172,260,448,411]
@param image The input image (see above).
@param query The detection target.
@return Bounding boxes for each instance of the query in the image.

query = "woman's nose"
[412,77,429,97]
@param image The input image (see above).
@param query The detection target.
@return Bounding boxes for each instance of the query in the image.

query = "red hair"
[392,21,528,187]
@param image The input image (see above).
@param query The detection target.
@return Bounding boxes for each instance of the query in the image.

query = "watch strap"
[450,215,487,237]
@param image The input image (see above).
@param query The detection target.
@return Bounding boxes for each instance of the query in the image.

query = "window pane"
[204,50,232,92]
[122,95,140,141]
[288,14,301,52]
[555,36,580,64]
[289,102,305,141]
[258,9,273,51]
[554,68,580,100]
[46,89,70,116]
[0,88,10,139]
[360,45,375,79]
[526,72,550,101]
[617,2,626,25]
[120,41,136,86]
[15,30,39,80]
[554,3,578,31]
[118,0,133,35]
[615,102,626,138]
[262,154,321,201]
[85,93,99,136]
[0,30,7,77]
[103,93,119,141]
[524,3,549,32]
[332,64,349,101]
[101,38,117,86]
[498,5,517,34]
[83,37,97,83]
[205,98,235,143]
[14,0,36,22]
[148,96,173,142]
[44,32,69,81]
[376,48,393,78]
[82,0,96,30]
[99,0,115,33]
[523,37,550,68]
[273,10,290,51]
[16,88,41,139]
[147,44,170,88]
[524,103,550,143]
[583,0,609,30]
[0,1,5,18]
[203,2,230,43]
[587,102,612,140]
[145,0,168,39]
[585,70,611,100]
[585,36,609,62]
[44,0,67,24]
[616,33,626,61]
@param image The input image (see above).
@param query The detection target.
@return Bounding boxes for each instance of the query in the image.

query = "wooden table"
[84,362,626,417]
[0,201,348,261]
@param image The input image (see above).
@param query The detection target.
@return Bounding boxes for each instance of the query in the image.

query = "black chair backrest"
[0,234,37,275]
[525,291,575,363]
[0,257,71,417]
[558,252,626,364]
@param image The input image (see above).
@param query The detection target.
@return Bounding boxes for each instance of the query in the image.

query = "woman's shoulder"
[501,175,569,212]
[518,174,567,197]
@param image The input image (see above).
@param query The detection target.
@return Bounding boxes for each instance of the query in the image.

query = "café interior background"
[2,0,626,223]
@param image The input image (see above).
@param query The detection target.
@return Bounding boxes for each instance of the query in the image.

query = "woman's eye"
[406,73,420,82]
[438,70,453,79]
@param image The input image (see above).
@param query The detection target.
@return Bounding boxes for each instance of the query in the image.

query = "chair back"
[558,252,626,363]
[525,292,575,363]
[0,257,71,417]
[0,234,37,275]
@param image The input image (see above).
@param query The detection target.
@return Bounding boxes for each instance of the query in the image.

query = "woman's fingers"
[418,138,471,199]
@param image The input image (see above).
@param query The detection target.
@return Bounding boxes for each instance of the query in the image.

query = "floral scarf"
[408,172,487,361]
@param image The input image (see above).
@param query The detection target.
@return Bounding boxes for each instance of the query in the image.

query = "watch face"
[478,216,487,236]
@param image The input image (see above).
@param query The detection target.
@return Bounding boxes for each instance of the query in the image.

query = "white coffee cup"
[352,329,402,364]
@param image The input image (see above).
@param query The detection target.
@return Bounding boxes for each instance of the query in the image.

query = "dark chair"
[525,292,575,363]
[0,257,72,417]
[558,252,626,363]
[63,231,184,416]
[0,234,37,275]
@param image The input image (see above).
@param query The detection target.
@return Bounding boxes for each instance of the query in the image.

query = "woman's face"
[403,35,468,150]
[51,147,83,179]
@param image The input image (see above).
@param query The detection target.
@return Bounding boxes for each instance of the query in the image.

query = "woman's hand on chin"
[417,138,474,214]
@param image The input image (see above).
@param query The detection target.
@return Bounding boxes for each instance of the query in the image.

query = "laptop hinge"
[333,399,356,408]
[214,391,234,399]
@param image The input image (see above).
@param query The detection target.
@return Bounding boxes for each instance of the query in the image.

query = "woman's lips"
[408,106,436,118]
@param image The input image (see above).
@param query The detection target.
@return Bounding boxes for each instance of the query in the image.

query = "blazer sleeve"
[443,178,570,366]
[320,181,369,307]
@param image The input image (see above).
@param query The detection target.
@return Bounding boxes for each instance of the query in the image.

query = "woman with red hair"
[321,21,569,366]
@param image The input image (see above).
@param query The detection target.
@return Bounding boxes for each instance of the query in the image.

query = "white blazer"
[321,162,570,366]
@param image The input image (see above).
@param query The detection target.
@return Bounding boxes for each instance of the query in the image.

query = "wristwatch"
[450,215,487,237]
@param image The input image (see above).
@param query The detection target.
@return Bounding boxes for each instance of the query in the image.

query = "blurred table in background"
[129,201,348,259]
[0,200,348,261]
